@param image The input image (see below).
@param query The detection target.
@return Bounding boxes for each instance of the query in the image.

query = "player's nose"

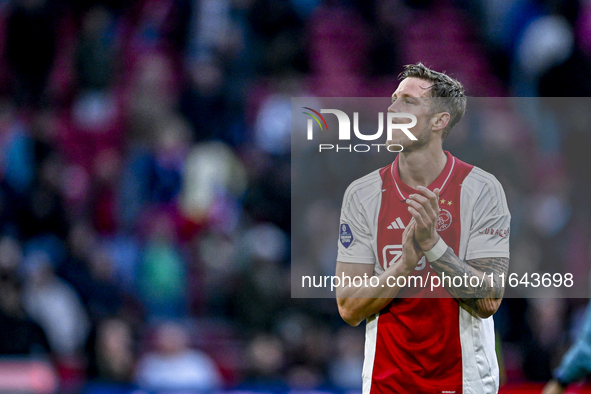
[388,98,404,113]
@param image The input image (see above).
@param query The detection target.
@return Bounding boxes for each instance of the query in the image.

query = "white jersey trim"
[459,308,499,394]
[362,313,379,394]
[390,156,456,200]
[458,166,506,394]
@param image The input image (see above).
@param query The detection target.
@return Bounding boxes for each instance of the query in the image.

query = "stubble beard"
[386,126,431,153]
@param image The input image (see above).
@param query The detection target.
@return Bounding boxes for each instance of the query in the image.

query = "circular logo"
[342,225,346,232]
[436,209,452,231]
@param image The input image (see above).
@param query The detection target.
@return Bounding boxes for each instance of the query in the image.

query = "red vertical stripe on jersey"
[370,154,474,394]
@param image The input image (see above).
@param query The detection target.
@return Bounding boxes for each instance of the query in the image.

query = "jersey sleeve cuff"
[465,250,510,260]
[337,255,375,264]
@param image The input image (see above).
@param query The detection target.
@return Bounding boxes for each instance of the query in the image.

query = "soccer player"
[335,63,510,394]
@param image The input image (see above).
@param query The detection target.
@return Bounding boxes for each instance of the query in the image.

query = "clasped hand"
[401,186,441,271]
[406,186,441,252]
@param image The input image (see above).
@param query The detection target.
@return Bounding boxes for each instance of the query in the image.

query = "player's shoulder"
[463,165,504,192]
[342,168,383,208]
[462,165,508,212]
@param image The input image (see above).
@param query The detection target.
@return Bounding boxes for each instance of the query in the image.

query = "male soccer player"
[335,63,510,394]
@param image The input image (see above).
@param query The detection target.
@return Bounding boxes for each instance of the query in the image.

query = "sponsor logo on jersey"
[436,209,452,231]
[386,217,406,229]
[382,245,426,270]
[382,245,402,268]
[339,223,354,248]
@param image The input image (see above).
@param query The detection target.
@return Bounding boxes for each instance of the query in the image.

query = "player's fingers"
[407,197,436,224]
[403,224,419,256]
[408,192,437,217]
[403,218,415,233]
[433,188,441,213]
[416,185,436,199]
[417,186,440,213]
[407,193,430,210]
[402,218,416,238]
[406,199,428,222]
[433,189,441,216]
[402,221,411,240]
[407,206,427,228]
[402,222,416,245]
[402,226,410,244]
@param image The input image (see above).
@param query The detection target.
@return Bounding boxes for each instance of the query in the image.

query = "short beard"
[386,125,431,153]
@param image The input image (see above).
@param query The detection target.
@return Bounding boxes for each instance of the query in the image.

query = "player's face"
[386,77,438,151]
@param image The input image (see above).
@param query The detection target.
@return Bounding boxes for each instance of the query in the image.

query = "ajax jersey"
[337,152,510,394]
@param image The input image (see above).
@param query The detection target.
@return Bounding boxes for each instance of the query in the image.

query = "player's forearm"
[428,247,507,317]
[337,264,414,326]
[429,247,496,297]
[337,297,392,327]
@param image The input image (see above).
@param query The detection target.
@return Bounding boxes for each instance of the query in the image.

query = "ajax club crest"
[436,209,452,231]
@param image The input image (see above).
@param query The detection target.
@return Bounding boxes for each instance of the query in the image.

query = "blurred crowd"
[0,0,590,392]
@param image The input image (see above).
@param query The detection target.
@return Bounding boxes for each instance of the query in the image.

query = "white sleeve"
[465,173,511,261]
[336,182,376,265]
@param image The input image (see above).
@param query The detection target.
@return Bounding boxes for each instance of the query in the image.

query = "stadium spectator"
[137,211,187,319]
[21,250,90,357]
[88,318,136,384]
[0,268,49,356]
[134,321,222,391]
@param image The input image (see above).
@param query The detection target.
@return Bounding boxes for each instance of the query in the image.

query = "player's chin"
[386,139,411,152]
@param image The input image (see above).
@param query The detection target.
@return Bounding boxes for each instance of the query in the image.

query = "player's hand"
[406,186,440,251]
[541,380,565,394]
[401,218,424,272]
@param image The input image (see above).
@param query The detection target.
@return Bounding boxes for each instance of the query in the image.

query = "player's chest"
[375,186,462,272]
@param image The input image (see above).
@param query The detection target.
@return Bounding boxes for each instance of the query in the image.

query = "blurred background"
[0,0,589,393]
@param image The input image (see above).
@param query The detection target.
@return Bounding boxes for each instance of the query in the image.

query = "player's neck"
[398,147,447,189]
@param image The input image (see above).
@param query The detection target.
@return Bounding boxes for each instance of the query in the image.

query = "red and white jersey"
[337,151,510,394]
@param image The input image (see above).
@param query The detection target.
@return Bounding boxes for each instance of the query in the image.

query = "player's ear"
[431,112,450,132]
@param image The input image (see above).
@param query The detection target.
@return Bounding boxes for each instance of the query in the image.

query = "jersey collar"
[390,151,456,201]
